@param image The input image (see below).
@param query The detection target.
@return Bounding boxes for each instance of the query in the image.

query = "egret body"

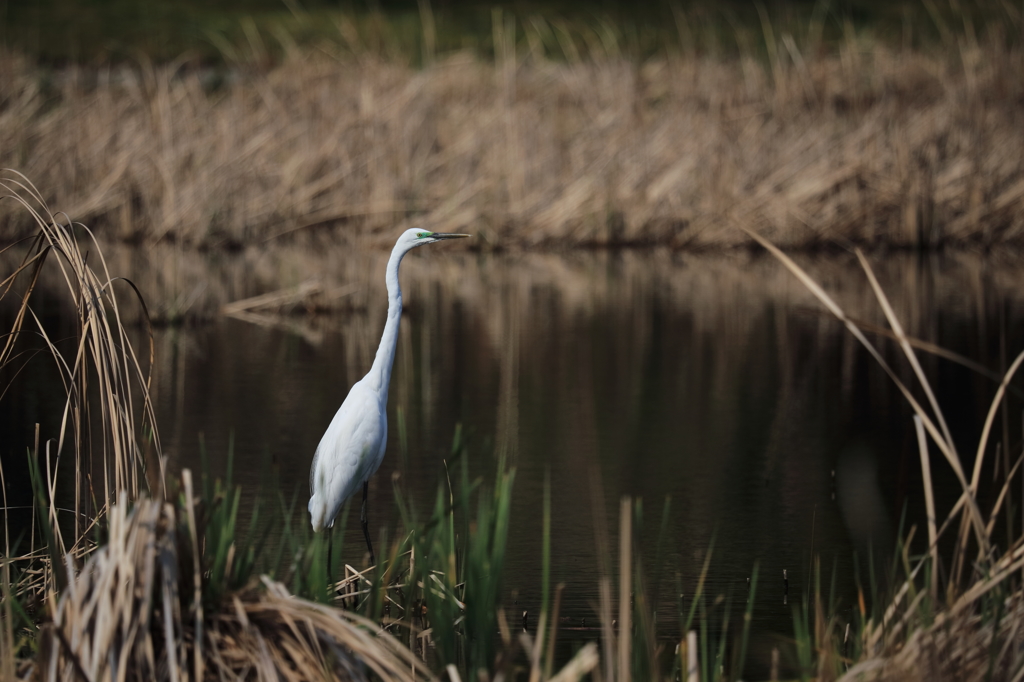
[308,229,468,564]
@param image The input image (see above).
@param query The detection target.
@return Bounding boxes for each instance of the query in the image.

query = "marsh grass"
[7,1,1011,68]
[27,423,598,680]
[748,226,1024,680]
[0,172,162,581]
[1,2,1022,251]
[37,480,439,682]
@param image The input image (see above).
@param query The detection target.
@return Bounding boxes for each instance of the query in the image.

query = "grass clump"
[37,478,437,682]
[387,454,516,674]
[0,171,162,579]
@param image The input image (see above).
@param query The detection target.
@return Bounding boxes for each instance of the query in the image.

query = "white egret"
[308,228,469,565]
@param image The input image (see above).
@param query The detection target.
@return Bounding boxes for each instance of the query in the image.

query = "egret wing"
[308,381,386,530]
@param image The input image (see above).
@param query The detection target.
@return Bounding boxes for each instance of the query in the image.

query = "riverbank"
[1,7,1022,251]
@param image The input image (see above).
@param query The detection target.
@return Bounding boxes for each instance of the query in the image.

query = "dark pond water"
[5,246,1024,675]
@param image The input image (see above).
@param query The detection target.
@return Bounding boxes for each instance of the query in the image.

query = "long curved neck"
[366,245,408,399]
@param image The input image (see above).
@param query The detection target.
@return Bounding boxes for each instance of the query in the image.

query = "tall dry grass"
[748,228,1024,681]
[1,7,1022,250]
[0,173,163,583]
[38,481,439,682]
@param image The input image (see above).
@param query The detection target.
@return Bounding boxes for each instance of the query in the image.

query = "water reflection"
[4,246,1024,671]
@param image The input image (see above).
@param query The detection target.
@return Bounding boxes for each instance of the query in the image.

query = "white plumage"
[308,378,386,532]
[308,228,469,558]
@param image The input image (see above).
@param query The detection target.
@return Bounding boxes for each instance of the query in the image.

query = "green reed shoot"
[541,469,551,624]
[388,443,515,675]
[792,594,814,682]
[629,497,661,681]
[26,450,64,592]
[733,561,758,682]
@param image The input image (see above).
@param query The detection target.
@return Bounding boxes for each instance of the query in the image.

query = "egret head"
[397,228,470,252]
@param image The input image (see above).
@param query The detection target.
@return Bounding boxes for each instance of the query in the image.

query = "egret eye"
[417,231,433,239]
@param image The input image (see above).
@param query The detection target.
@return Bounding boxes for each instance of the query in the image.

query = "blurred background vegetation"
[2,0,1016,64]
[2,0,1021,252]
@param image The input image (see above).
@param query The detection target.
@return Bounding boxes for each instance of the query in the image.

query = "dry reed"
[0,173,162,581]
[39,485,438,682]
[0,8,1022,250]
[749,227,1024,681]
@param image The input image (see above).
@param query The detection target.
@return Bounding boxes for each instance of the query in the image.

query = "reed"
[22,438,603,680]
[37,474,438,682]
[0,172,162,590]
[1,2,1022,251]
[749,226,1024,680]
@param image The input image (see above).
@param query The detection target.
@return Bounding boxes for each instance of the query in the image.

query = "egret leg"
[327,528,334,583]
[361,481,376,566]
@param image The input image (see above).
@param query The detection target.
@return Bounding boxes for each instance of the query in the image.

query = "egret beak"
[431,233,470,240]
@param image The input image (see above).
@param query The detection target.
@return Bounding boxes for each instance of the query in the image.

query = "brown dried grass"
[1,14,1022,250]
[38,488,438,682]
[0,174,163,582]
[838,585,1024,682]
[752,228,1024,681]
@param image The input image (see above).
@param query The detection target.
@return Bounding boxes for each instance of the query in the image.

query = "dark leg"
[361,480,376,566]
[327,527,334,583]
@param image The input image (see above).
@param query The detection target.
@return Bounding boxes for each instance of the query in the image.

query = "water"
[4,246,1024,674]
